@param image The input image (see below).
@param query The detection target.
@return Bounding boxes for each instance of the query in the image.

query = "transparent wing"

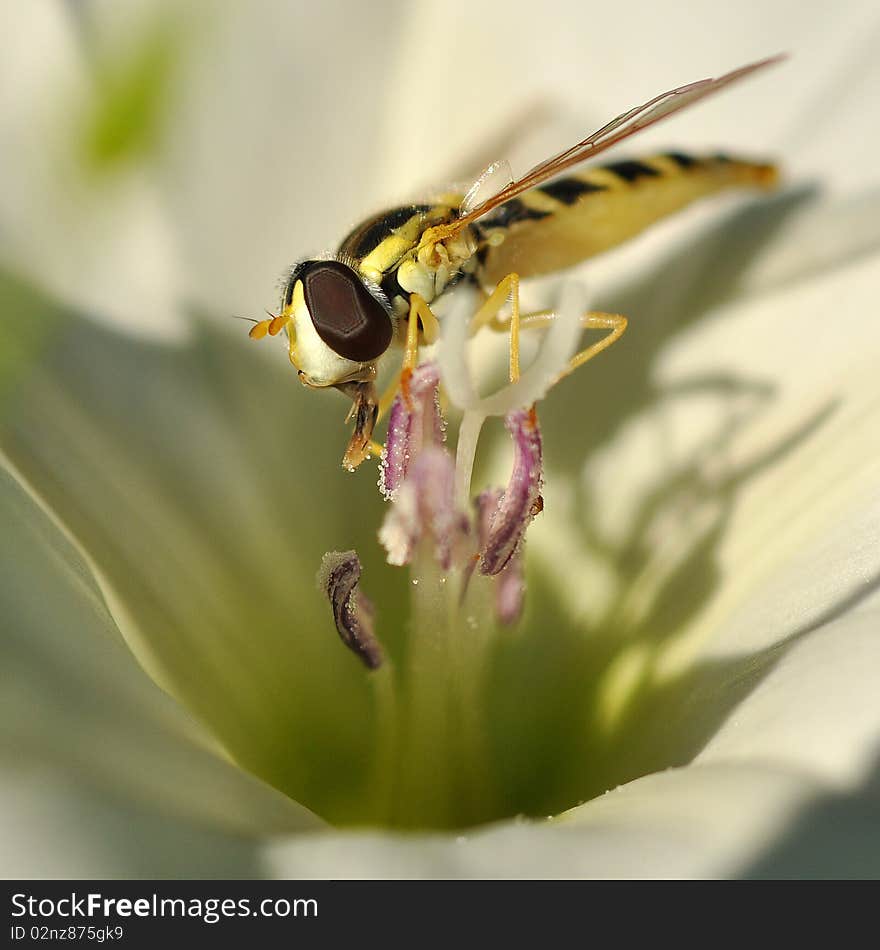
[444,55,785,236]
[460,159,514,215]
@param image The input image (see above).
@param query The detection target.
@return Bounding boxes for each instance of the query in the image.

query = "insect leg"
[377,371,403,422]
[562,312,627,380]
[403,293,440,370]
[375,293,442,426]
[338,380,381,471]
[468,273,522,382]
[484,306,628,384]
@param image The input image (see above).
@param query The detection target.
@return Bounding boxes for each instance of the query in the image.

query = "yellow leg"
[402,293,441,370]
[468,273,521,382]
[377,370,403,421]
[508,309,628,384]
[469,273,626,384]
[561,312,627,379]
[375,294,442,425]
[471,294,627,384]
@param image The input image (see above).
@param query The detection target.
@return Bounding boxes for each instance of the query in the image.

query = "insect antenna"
[234,310,286,339]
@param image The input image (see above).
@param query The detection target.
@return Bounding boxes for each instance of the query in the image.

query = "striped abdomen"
[474,152,778,286]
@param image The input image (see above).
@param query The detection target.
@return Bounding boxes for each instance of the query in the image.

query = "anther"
[317,550,383,670]
[478,406,544,576]
[379,362,444,501]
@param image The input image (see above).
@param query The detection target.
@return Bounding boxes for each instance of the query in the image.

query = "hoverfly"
[249,56,783,469]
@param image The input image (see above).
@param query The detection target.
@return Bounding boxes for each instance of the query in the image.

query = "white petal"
[1,769,265,879]
[264,762,880,878]
[529,190,880,653]
[0,4,184,339]
[381,0,879,199]
[484,195,880,812]
[159,0,410,319]
[697,603,880,789]
[0,284,386,821]
[0,459,319,877]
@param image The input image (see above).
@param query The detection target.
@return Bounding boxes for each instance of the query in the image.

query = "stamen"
[317,550,383,670]
[440,280,585,416]
[440,281,583,505]
[379,362,444,500]
[475,489,525,626]
[379,446,468,570]
[479,407,544,576]
[494,549,525,626]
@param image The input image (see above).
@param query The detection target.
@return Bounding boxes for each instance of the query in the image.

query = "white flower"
[1,0,880,877]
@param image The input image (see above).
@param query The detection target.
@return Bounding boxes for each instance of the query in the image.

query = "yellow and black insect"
[249,56,782,469]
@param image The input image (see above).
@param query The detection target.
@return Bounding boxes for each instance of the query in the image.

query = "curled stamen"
[317,550,383,670]
[439,281,584,416]
[379,362,444,500]
[379,446,469,570]
[479,407,544,576]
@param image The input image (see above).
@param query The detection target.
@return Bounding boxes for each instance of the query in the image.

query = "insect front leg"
[402,292,441,370]
[338,380,381,472]
[376,293,441,424]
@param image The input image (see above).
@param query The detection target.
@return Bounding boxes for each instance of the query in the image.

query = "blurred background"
[3,0,878,337]
[2,0,880,856]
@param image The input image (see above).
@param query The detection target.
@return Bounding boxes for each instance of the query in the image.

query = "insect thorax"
[338,201,478,316]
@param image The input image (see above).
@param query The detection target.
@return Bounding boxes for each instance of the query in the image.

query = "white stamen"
[437,287,480,409]
[454,409,486,508]
[439,280,586,416]
[475,280,585,416]
[441,280,586,504]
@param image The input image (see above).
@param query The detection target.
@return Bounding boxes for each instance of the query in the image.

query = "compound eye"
[301,261,393,363]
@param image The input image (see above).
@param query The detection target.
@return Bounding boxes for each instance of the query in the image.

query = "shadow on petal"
[536,184,824,457]
[743,751,880,878]
[478,184,880,820]
[0,461,320,877]
[0,273,405,824]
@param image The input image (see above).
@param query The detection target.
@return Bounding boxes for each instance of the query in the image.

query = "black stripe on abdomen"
[536,177,606,205]
[602,159,661,183]
[476,198,551,230]
[664,151,699,169]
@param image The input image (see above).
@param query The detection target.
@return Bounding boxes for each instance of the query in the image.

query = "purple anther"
[475,488,526,626]
[317,550,383,670]
[478,407,544,577]
[379,362,444,501]
[379,446,469,570]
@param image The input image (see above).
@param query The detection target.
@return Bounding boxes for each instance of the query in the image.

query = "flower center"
[315,288,572,828]
[303,281,685,829]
